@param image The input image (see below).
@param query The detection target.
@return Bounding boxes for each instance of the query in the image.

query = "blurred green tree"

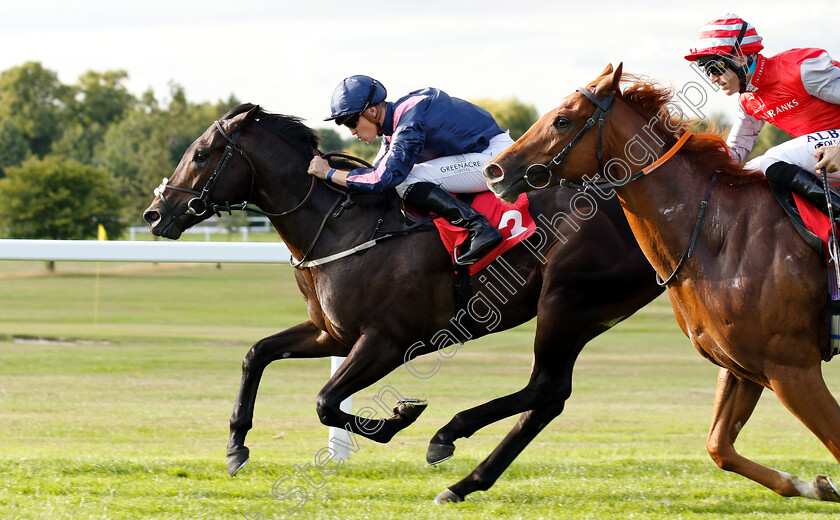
[71,70,135,128]
[52,70,137,163]
[95,109,173,225]
[317,127,346,152]
[0,62,71,159]
[0,156,124,241]
[341,137,380,164]
[0,117,30,177]
[94,85,239,225]
[470,97,538,140]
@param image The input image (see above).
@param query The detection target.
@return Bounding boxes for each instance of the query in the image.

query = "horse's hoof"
[426,443,455,465]
[816,475,840,502]
[226,446,250,477]
[433,488,464,504]
[394,398,428,422]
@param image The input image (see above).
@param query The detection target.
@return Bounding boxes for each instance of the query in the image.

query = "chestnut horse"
[143,103,662,503]
[484,63,840,502]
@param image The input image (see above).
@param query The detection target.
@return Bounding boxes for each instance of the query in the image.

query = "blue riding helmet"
[324,75,387,122]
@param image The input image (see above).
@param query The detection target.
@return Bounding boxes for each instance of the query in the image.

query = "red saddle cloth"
[434,192,537,274]
[793,194,833,259]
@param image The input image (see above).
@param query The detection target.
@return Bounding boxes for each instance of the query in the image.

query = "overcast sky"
[2,0,838,132]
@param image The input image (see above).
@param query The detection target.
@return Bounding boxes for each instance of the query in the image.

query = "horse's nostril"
[143,209,160,225]
[484,163,504,180]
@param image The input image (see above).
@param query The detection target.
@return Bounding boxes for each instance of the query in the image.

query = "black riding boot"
[767,162,840,222]
[790,171,840,221]
[403,182,502,266]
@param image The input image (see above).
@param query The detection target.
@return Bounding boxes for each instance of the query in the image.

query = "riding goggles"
[336,111,361,129]
[698,56,730,77]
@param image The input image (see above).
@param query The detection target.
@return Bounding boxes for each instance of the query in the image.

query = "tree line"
[0,62,242,238]
[0,61,788,241]
[0,62,542,240]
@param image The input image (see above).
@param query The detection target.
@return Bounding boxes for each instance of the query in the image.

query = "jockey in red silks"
[685,14,840,221]
[307,75,513,266]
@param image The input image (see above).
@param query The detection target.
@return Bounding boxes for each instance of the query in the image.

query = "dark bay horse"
[143,103,662,503]
[484,64,840,502]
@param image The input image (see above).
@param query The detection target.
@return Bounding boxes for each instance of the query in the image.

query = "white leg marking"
[778,471,819,500]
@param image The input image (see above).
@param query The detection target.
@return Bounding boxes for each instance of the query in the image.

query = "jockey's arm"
[726,104,765,163]
[801,52,840,104]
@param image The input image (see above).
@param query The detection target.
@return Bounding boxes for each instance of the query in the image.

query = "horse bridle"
[153,117,387,269]
[523,88,615,190]
[523,87,697,195]
[522,86,715,287]
[154,120,317,229]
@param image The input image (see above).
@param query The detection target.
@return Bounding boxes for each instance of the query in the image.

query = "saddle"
[768,183,832,257]
[402,192,536,275]
[400,191,537,343]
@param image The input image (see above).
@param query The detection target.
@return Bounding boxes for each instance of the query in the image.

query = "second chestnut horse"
[485,63,840,503]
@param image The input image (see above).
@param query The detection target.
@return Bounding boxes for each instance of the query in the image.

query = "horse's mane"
[618,74,764,183]
[216,103,388,214]
[222,103,362,171]
[223,103,321,154]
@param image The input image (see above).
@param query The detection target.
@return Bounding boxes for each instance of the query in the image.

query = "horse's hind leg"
[227,321,346,476]
[706,367,840,500]
[314,330,428,443]
[766,363,840,501]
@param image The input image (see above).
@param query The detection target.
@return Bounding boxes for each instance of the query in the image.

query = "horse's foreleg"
[767,363,840,502]
[705,367,818,498]
[315,331,426,444]
[426,363,573,465]
[427,311,583,465]
[429,326,580,502]
[227,321,345,476]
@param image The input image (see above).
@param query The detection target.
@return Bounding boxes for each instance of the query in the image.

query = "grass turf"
[1,261,839,519]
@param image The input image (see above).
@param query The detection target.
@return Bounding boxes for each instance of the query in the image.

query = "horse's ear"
[587,63,615,90]
[226,104,261,134]
[243,104,261,124]
[594,62,622,97]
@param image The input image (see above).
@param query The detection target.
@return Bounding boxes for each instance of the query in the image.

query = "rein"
[558,130,693,192]
[523,87,693,193]
[286,152,406,270]
[291,213,436,269]
[290,150,437,268]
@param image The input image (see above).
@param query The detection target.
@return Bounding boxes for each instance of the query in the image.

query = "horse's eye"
[194,151,209,163]
[554,117,571,130]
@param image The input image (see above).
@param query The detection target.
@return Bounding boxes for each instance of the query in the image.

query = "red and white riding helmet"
[685,14,764,61]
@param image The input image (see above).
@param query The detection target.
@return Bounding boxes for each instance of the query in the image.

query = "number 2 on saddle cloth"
[432,192,537,275]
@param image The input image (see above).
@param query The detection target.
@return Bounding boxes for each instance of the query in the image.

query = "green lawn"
[1,260,839,519]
